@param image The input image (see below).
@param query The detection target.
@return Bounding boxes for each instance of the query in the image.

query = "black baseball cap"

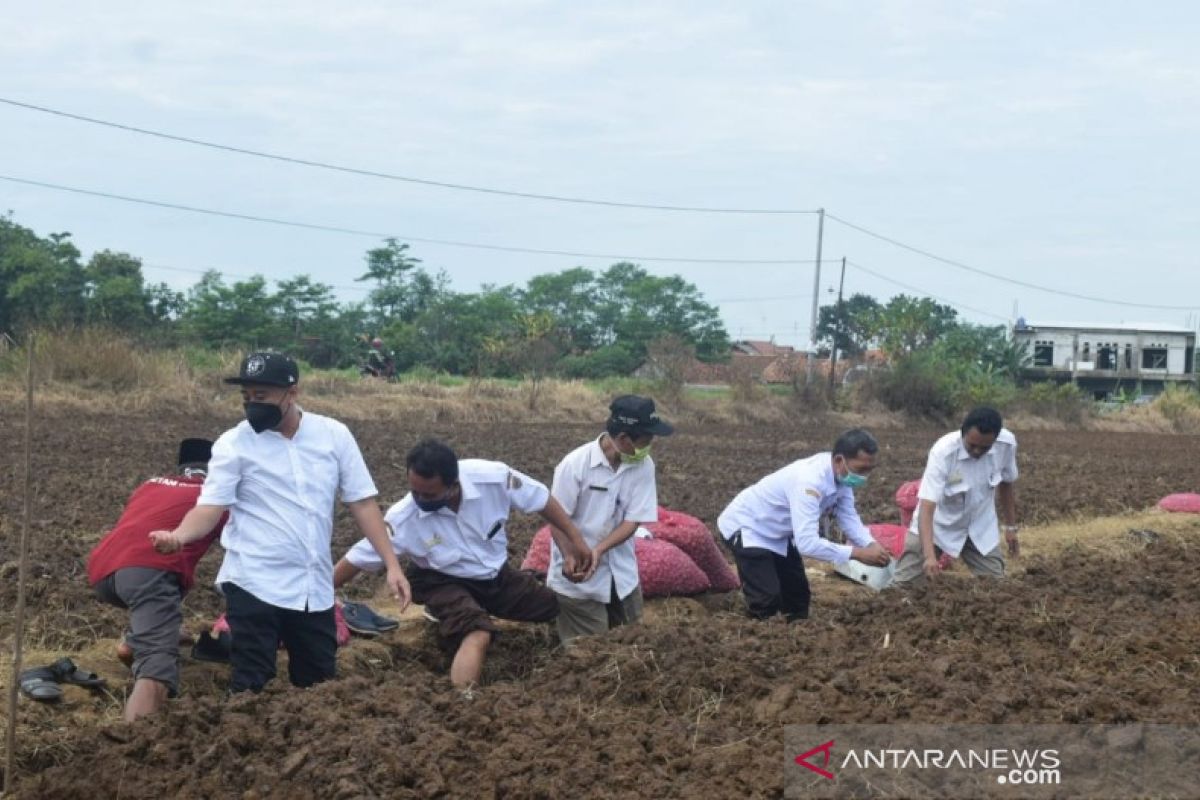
[223,352,299,388]
[177,438,213,466]
[608,395,674,436]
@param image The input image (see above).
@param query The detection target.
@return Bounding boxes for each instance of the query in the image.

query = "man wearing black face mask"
[150,352,410,695]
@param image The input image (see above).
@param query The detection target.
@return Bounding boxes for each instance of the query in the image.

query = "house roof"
[1016,321,1195,335]
[733,339,796,357]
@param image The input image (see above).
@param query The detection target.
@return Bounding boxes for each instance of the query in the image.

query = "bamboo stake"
[4,335,35,796]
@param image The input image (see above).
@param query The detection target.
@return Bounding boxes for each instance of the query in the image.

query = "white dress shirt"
[345,460,550,581]
[717,452,874,565]
[911,428,1019,557]
[199,410,377,611]
[547,437,658,603]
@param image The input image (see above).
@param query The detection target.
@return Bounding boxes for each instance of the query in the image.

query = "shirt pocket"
[943,482,969,506]
[988,471,1003,488]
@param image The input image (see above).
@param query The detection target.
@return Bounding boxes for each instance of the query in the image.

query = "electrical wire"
[827,212,1199,312]
[0,97,819,215]
[0,174,814,265]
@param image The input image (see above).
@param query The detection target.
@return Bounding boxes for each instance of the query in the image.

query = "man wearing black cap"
[150,352,410,695]
[88,438,227,722]
[546,395,674,644]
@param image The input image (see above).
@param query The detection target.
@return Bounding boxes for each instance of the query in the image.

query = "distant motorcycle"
[359,352,396,379]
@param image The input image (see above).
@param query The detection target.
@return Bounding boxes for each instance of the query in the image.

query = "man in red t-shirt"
[88,438,227,721]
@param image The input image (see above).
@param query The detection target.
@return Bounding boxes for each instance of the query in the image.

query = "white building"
[1012,320,1197,399]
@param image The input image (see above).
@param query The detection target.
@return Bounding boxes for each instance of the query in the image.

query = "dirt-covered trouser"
[94,566,184,695]
[221,582,336,694]
[725,532,810,621]
[408,563,559,652]
[892,531,1005,586]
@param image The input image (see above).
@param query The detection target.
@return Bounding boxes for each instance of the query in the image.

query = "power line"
[0,97,820,216]
[845,258,1010,322]
[0,174,814,265]
[826,212,1199,312]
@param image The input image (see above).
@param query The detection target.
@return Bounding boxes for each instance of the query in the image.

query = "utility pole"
[828,256,847,392]
[806,208,825,384]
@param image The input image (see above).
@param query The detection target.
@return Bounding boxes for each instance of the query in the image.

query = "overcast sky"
[3,1,1198,346]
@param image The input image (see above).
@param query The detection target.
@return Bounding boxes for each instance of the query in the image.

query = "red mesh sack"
[520,526,554,574]
[867,523,908,558]
[647,507,740,592]
[894,480,922,527]
[1158,493,1200,514]
[635,537,711,598]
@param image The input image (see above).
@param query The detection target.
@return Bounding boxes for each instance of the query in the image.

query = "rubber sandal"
[49,657,107,689]
[340,602,382,637]
[349,601,399,632]
[19,667,63,702]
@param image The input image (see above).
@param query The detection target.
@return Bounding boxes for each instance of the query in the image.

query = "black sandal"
[19,667,63,702]
[49,657,108,689]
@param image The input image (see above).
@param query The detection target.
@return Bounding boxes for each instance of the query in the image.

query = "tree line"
[2,212,1046,414]
[0,216,731,378]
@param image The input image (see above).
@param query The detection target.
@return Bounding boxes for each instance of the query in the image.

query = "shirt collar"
[459,471,481,501]
[589,435,612,469]
[956,435,974,461]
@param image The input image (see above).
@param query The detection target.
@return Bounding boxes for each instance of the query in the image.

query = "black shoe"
[341,601,399,636]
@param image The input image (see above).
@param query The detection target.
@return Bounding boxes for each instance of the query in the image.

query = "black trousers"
[725,532,811,621]
[222,582,337,694]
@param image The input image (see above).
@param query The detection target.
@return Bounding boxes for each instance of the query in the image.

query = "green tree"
[520,267,602,351]
[180,271,278,348]
[0,219,86,331]
[872,295,958,357]
[85,250,153,329]
[356,238,446,327]
[594,262,730,362]
[817,293,881,356]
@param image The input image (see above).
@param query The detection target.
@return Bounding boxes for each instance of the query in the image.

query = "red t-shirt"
[87,475,227,591]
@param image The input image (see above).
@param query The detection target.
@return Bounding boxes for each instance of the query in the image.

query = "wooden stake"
[4,334,34,796]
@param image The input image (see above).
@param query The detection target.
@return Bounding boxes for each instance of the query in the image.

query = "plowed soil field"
[2,409,1199,798]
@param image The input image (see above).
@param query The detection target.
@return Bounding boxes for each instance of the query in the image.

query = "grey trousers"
[893,531,1005,587]
[556,580,644,646]
[95,566,184,695]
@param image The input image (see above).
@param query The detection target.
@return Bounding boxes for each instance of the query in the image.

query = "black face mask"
[244,401,284,434]
[413,496,449,513]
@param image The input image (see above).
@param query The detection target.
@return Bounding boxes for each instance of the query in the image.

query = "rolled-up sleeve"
[789,485,853,564]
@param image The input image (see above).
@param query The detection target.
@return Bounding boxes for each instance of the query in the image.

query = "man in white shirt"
[150,352,409,693]
[717,429,891,621]
[334,439,592,688]
[547,395,673,645]
[893,407,1019,586]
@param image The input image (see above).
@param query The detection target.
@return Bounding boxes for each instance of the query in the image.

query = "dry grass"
[3,330,1198,431]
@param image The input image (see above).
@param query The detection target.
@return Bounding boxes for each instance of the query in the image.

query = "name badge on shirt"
[948,471,964,484]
